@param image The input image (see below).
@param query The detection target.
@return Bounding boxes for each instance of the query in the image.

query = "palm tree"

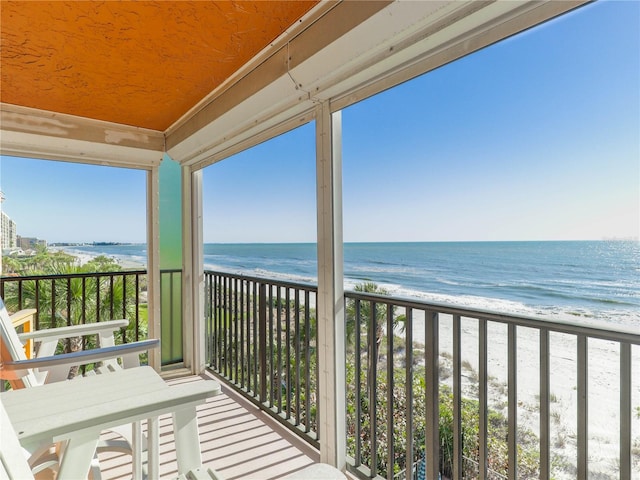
[345,281,406,361]
[344,281,408,403]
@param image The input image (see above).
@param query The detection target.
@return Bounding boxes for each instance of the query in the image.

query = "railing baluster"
[386,302,394,480]
[135,273,140,341]
[252,281,258,395]
[96,275,100,323]
[17,280,23,309]
[313,289,320,440]
[259,282,267,403]
[577,334,588,479]
[109,275,114,321]
[81,277,87,327]
[304,289,311,433]
[508,323,517,480]
[34,279,40,330]
[122,274,127,320]
[453,314,462,480]
[370,299,378,479]
[66,277,71,327]
[51,278,56,328]
[354,298,362,468]
[120,275,127,343]
[620,342,631,480]
[540,328,550,480]
[405,307,413,480]
[479,318,488,480]
[425,311,439,480]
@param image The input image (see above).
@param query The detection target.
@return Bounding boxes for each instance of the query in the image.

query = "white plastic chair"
[0,296,159,477]
[0,298,158,389]
[0,400,36,480]
[2,367,222,480]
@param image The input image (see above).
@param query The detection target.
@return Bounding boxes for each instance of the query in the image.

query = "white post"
[183,167,205,374]
[147,167,162,371]
[315,101,346,469]
[181,165,193,371]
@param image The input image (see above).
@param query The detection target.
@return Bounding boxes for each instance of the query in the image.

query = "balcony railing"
[2,270,638,479]
[205,270,639,480]
[0,270,148,344]
[204,270,320,447]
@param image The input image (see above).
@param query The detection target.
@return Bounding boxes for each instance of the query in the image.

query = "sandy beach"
[51,247,146,270]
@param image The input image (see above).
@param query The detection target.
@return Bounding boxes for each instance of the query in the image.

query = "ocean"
[62,241,639,328]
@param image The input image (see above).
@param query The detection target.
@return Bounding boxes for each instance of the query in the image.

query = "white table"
[1,366,221,480]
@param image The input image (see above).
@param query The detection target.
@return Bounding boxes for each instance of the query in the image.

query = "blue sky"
[1,0,638,244]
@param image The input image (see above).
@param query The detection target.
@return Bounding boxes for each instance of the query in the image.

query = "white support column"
[146,167,162,371]
[181,166,205,374]
[181,165,194,371]
[315,101,346,469]
[187,168,205,374]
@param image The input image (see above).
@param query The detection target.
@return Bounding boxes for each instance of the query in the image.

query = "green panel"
[159,155,183,270]
[159,154,183,364]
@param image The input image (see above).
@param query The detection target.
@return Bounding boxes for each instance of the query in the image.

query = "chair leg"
[57,430,100,480]
[173,407,201,475]
[147,417,160,480]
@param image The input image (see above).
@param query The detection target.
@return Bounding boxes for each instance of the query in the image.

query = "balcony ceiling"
[0,0,318,132]
[0,1,585,169]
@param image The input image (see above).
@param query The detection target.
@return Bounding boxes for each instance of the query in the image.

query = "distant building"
[1,211,17,249]
[17,235,47,250]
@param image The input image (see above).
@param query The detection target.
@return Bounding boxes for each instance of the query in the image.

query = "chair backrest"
[0,400,35,480]
[0,298,41,389]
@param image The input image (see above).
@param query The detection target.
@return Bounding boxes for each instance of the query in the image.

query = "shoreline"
[50,246,146,270]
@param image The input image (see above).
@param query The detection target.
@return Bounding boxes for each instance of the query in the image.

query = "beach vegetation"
[2,249,76,275]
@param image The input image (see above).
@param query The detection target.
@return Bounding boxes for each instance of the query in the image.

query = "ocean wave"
[58,242,638,330]
[205,264,316,285]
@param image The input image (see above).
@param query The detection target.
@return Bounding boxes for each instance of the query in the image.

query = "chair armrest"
[9,308,37,328]
[18,319,130,342]
[0,339,159,373]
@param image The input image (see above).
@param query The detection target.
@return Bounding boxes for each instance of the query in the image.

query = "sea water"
[64,240,639,328]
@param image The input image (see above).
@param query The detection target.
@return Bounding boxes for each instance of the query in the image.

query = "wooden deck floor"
[98,370,321,480]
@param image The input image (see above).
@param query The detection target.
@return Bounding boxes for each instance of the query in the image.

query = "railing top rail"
[204,269,317,293]
[5,269,636,345]
[345,289,640,345]
[0,270,147,282]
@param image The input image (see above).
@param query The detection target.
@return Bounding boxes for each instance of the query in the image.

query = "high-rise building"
[1,210,17,250]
